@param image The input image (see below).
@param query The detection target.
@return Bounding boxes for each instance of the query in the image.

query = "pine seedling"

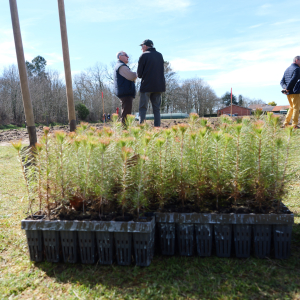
[199,118,208,127]
[54,130,67,209]
[178,124,188,205]
[112,113,118,122]
[189,112,199,131]
[34,143,44,213]
[235,117,243,124]
[125,114,136,128]
[274,137,284,203]
[188,130,205,205]
[42,127,51,218]
[118,138,134,216]
[211,131,223,210]
[97,138,111,216]
[103,127,113,137]
[11,141,34,215]
[254,108,263,119]
[156,138,166,208]
[277,126,294,211]
[132,134,151,216]
[232,124,243,207]
[253,123,264,211]
[267,113,280,197]
[220,115,232,125]
[82,138,98,213]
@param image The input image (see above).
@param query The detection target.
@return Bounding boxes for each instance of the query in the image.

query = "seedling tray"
[21,217,155,266]
[155,208,294,259]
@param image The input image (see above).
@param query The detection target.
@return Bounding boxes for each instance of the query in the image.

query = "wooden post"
[9,0,37,146]
[57,0,76,132]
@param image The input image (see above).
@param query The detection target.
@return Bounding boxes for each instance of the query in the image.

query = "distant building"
[261,106,274,112]
[217,105,251,116]
[272,105,290,113]
[248,104,274,112]
[248,104,267,110]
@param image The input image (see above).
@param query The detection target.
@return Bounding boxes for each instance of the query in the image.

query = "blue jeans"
[139,92,161,127]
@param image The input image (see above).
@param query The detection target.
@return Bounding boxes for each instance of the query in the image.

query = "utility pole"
[57,0,76,132]
[9,0,37,146]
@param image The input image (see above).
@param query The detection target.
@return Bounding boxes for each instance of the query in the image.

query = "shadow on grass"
[35,230,300,299]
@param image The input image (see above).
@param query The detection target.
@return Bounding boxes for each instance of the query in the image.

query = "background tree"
[221,92,238,106]
[238,95,244,106]
[268,101,277,106]
[243,98,266,106]
[26,56,47,77]
[75,103,90,120]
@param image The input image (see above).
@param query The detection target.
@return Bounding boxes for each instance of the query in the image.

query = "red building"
[217,105,251,116]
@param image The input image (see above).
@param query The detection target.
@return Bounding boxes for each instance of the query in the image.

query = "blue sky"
[1,0,300,105]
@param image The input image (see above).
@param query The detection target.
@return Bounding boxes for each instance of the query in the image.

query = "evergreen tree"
[26,55,47,77]
[221,92,238,106]
[238,95,243,106]
[75,103,90,120]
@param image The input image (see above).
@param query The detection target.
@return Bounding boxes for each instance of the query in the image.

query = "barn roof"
[248,104,268,109]
[217,104,251,112]
[272,105,290,111]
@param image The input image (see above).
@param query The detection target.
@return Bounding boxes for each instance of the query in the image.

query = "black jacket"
[280,63,300,95]
[114,61,136,98]
[137,48,166,93]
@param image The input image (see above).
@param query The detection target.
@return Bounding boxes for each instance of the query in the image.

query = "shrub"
[75,103,90,120]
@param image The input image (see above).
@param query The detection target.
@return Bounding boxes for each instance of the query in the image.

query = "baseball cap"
[139,39,154,47]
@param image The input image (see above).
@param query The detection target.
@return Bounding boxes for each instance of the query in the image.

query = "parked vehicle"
[134,112,189,121]
[280,110,288,114]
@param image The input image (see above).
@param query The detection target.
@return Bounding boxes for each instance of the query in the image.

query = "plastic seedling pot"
[21,217,156,266]
[43,230,60,263]
[155,208,294,259]
[176,224,194,256]
[195,224,213,257]
[234,224,251,258]
[253,225,272,258]
[159,223,176,255]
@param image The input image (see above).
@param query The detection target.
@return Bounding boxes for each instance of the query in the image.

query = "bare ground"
[0,116,289,146]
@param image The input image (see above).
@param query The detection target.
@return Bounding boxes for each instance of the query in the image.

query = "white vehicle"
[280,110,288,114]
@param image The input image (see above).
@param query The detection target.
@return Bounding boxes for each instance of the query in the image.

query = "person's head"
[117,51,129,64]
[140,39,154,53]
[293,56,300,66]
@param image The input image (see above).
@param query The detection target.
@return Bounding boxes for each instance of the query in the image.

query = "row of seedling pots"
[22,209,294,266]
[21,217,155,266]
[155,210,294,259]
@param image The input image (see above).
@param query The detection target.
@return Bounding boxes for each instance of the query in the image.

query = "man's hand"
[281,89,288,94]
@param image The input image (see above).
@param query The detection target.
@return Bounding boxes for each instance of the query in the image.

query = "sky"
[1,0,300,106]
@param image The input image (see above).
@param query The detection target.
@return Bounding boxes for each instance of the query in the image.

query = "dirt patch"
[0,116,288,145]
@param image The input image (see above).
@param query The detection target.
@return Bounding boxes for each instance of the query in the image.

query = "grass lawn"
[0,144,299,300]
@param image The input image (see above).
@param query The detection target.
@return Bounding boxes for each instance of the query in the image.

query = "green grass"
[0,145,299,299]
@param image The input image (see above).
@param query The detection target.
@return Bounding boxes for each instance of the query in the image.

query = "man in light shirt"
[113,51,137,125]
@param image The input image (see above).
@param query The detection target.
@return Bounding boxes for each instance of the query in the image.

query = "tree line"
[0,55,264,125]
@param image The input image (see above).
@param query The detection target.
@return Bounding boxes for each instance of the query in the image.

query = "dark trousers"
[139,92,162,127]
[119,96,133,125]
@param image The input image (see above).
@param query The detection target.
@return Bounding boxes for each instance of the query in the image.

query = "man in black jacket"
[137,39,166,127]
[280,56,300,128]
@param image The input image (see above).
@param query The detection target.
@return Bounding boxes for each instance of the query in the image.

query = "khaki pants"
[284,94,300,127]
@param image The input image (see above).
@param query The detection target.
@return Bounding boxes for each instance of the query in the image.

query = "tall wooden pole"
[57,0,76,132]
[9,0,37,146]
